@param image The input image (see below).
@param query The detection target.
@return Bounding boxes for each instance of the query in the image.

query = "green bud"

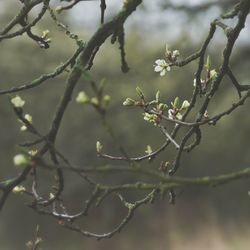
[24,114,32,123]
[13,154,29,167]
[90,97,99,106]
[12,185,26,194]
[145,145,153,155]
[143,113,158,123]
[96,141,103,153]
[103,95,111,106]
[76,91,90,104]
[181,100,190,110]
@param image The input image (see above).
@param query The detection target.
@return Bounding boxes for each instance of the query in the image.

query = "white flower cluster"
[154,44,180,77]
[154,59,171,76]
[168,99,190,121]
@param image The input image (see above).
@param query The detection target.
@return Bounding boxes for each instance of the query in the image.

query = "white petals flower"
[154,59,171,76]
[13,154,28,167]
[11,96,25,108]
[181,100,190,110]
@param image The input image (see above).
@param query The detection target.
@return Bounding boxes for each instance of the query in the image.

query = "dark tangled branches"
[0,0,250,241]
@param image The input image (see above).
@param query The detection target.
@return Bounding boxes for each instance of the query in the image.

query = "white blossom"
[11,96,25,108]
[154,59,171,76]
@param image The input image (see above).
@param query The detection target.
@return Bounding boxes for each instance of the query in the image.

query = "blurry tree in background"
[0,0,250,249]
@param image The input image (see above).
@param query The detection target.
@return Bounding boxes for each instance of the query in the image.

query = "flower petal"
[160,69,166,76]
[154,65,163,72]
[155,59,162,65]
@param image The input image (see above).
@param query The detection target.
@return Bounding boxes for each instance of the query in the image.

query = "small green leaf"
[123,98,135,106]
[173,97,180,108]
[158,103,168,111]
[99,78,107,91]
[205,55,211,70]
[135,86,144,98]
[155,90,160,102]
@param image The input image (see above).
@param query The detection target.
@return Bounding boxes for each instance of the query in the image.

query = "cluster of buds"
[41,30,51,44]
[168,97,190,121]
[76,91,111,107]
[10,95,33,132]
[76,78,111,110]
[12,185,26,194]
[123,88,190,125]
[193,56,218,93]
[19,114,33,132]
[165,44,180,63]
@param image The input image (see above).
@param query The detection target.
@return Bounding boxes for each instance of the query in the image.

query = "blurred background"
[0,0,250,249]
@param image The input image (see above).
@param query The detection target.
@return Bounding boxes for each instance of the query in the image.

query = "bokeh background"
[0,0,250,249]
